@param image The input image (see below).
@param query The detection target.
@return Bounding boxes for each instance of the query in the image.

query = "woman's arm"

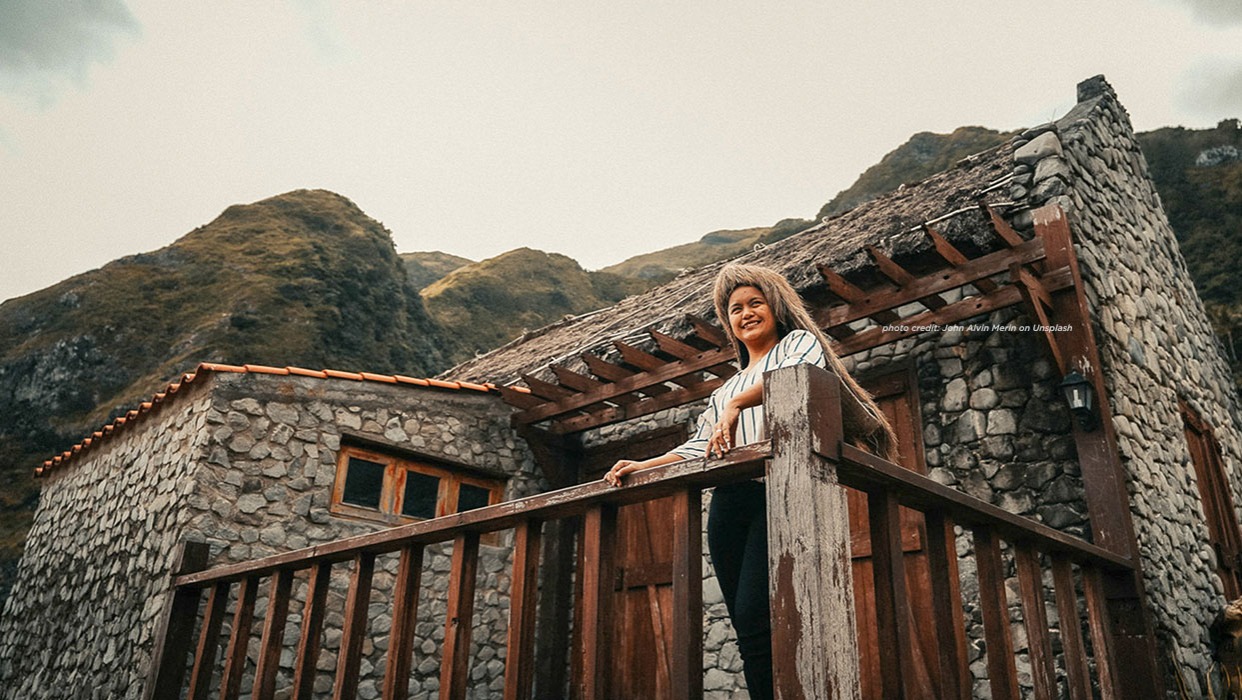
[706,380,763,456]
[604,451,683,486]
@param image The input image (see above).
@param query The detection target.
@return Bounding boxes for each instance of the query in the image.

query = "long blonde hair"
[712,263,898,461]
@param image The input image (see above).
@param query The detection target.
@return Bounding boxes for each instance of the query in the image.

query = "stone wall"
[0,384,215,699]
[1007,75,1242,696]
[186,372,542,700]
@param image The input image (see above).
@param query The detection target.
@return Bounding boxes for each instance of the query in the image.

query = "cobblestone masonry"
[0,372,543,700]
[1007,75,1242,697]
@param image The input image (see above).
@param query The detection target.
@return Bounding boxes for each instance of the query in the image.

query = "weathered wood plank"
[578,504,618,700]
[254,569,294,700]
[333,553,376,700]
[868,490,914,700]
[383,545,425,700]
[671,488,703,699]
[547,376,724,434]
[765,364,860,700]
[441,533,481,700]
[974,527,1019,700]
[503,521,542,700]
[291,563,331,700]
[1014,544,1056,700]
[1083,566,1120,699]
[145,541,210,700]
[836,443,1132,570]
[220,576,260,700]
[1051,556,1092,700]
[923,224,998,293]
[187,582,230,700]
[923,511,968,700]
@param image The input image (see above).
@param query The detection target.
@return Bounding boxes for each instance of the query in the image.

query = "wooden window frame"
[1180,398,1242,599]
[330,445,505,527]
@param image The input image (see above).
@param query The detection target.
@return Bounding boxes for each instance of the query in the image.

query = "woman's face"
[727,285,778,354]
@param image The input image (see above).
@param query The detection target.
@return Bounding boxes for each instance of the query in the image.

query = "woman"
[604,263,895,700]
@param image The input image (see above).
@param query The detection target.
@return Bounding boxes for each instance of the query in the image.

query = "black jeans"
[707,481,773,700]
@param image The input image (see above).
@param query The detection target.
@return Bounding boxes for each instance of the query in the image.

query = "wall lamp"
[1059,370,1097,431]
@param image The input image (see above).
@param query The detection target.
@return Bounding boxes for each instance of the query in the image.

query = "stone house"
[0,74,1239,699]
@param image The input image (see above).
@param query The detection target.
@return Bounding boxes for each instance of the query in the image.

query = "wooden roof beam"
[547,377,725,435]
[924,225,998,293]
[551,366,640,406]
[817,236,1048,330]
[984,203,1026,248]
[651,331,737,380]
[686,315,729,348]
[867,245,947,311]
[614,341,699,389]
[1009,263,1067,376]
[830,265,1074,356]
[582,353,671,397]
[816,263,899,326]
[521,374,580,402]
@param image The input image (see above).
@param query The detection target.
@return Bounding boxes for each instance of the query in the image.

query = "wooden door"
[850,369,946,700]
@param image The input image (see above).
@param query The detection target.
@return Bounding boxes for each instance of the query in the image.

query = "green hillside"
[0,189,453,600]
[421,248,649,363]
[401,251,474,291]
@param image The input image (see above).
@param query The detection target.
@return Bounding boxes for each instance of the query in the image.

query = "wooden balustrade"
[146,364,1143,700]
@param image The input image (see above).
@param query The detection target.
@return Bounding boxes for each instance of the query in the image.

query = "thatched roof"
[447,141,1017,386]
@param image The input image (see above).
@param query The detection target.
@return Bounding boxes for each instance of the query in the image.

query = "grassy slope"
[0,189,452,600]
[401,251,475,291]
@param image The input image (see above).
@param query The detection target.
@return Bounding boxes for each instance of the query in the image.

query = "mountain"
[401,251,474,291]
[420,248,649,363]
[600,219,815,283]
[0,189,453,600]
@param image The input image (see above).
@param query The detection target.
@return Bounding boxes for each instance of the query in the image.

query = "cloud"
[1178,60,1242,118]
[1169,0,1242,25]
[0,0,140,103]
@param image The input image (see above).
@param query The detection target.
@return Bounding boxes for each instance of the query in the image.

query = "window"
[1181,399,1242,598]
[331,445,505,526]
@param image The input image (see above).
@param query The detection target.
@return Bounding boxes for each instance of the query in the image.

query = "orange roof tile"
[37,362,502,478]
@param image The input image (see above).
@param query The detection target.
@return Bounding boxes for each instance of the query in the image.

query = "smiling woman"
[604,262,895,700]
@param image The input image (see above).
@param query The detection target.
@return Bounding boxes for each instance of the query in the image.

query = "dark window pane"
[457,483,492,513]
[342,457,385,510]
[402,471,440,519]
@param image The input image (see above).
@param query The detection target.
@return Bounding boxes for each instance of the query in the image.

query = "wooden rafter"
[582,353,671,397]
[867,245,947,311]
[546,377,724,435]
[687,315,728,348]
[816,263,896,327]
[984,203,1026,248]
[552,366,640,406]
[1010,262,1067,376]
[651,331,736,379]
[924,225,998,293]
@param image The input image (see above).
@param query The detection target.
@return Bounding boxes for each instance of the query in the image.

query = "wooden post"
[291,562,332,700]
[868,490,915,700]
[1014,544,1056,700]
[763,363,860,700]
[334,552,376,700]
[254,569,294,700]
[1034,203,1164,696]
[384,544,425,700]
[441,533,481,700]
[973,527,1019,700]
[187,581,231,700]
[578,504,618,700]
[220,575,260,700]
[504,520,543,700]
[924,511,968,700]
[144,540,210,700]
[1051,557,1093,700]
[670,488,703,698]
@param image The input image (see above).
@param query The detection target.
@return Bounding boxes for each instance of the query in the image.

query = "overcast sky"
[2,0,1240,304]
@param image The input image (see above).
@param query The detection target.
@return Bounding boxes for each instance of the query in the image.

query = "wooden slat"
[383,545,425,700]
[503,520,543,700]
[254,569,294,700]
[144,541,209,700]
[551,365,639,406]
[614,341,701,390]
[498,385,545,410]
[522,373,580,401]
[924,511,968,700]
[220,576,260,700]
[582,352,671,398]
[333,553,376,700]
[441,532,481,700]
[578,504,618,700]
[818,236,1050,331]
[924,225,998,293]
[817,263,900,325]
[1083,566,1120,699]
[973,527,1019,700]
[869,490,914,699]
[1010,263,1067,375]
[831,266,1074,357]
[837,444,1133,569]
[765,364,860,699]
[547,376,724,435]
[984,203,1026,247]
[670,488,703,699]
[651,330,736,378]
[187,582,230,700]
[867,245,916,287]
[687,314,729,347]
[1051,556,1093,700]
[291,563,331,700]
[1015,544,1057,700]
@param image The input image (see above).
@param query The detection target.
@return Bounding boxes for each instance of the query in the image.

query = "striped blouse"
[670,329,827,460]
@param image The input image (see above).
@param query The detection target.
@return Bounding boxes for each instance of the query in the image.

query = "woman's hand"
[604,453,682,487]
[707,401,742,458]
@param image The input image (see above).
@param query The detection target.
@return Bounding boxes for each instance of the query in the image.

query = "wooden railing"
[145,363,1139,700]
